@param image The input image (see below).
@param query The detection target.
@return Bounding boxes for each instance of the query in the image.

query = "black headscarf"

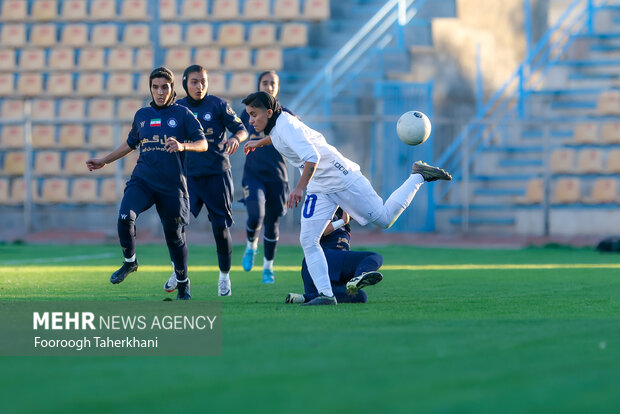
[241,91,282,135]
[149,67,176,109]
[182,64,207,107]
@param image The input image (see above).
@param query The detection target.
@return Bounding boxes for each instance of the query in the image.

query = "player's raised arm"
[86,141,133,171]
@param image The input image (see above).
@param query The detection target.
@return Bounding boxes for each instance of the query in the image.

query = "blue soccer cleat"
[176,279,191,300]
[110,260,138,284]
[242,248,256,272]
[262,268,275,284]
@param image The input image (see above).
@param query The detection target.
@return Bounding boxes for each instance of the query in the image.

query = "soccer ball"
[396,111,431,146]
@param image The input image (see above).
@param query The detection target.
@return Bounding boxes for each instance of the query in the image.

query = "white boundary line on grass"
[0,253,115,265]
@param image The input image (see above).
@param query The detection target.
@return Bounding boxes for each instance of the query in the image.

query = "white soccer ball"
[396,111,431,146]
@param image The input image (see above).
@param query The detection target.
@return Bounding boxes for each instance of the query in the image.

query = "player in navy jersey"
[284,209,384,304]
[239,71,295,284]
[174,65,248,297]
[86,67,207,300]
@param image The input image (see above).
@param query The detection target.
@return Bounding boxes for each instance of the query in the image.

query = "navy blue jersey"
[126,103,205,198]
[320,226,351,251]
[240,107,295,183]
[177,95,246,176]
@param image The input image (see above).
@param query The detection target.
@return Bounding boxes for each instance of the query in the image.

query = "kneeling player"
[285,209,384,304]
[86,67,207,300]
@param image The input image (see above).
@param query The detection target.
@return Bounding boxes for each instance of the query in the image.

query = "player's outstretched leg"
[110,259,139,284]
[412,161,452,182]
[177,278,191,300]
[346,271,383,296]
[301,293,337,306]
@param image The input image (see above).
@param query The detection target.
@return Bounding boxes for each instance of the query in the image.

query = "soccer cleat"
[412,161,452,182]
[218,278,231,296]
[285,293,305,304]
[110,260,138,284]
[262,268,275,284]
[163,272,177,293]
[176,279,191,300]
[242,248,257,271]
[346,271,384,296]
[301,293,337,306]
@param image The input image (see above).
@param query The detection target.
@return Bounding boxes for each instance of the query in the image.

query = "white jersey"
[269,112,361,193]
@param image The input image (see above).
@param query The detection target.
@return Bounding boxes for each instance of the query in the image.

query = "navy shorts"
[119,177,189,227]
[241,175,288,219]
[187,170,234,227]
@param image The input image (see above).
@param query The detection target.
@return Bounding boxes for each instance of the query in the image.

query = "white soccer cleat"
[218,279,231,296]
[285,293,305,304]
[163,272,177,293]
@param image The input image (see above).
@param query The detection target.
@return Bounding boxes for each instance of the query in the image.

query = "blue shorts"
[241,175,288,218]
[188,170,234,228]
[119,177,189,227]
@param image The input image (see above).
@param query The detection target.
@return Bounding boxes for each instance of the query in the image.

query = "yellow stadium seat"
[108,48,134,70]
[32,0,57,21]
[0,73,14,96]
[207,72,226,95]
[1,0,27,21]
[10,178,27,204]
[101,178,119,203]
[228,72,255,97]
[32,125,56,148]
[49,47,75,70]
[0,49,16,71]
[1,125,24,148]
[303,0,330,20]
[59,125,85,148]
[60,24,88,47]
[59,99,85,119]
[160,0,177,20]
[280,23,308,47]
[164,48,192,71]
[213,0,239,20]
[583,178,619,204]
[47,72,74,96]
[224,47,251,70]
[107,73,135,96]
[1,24,26,47]
[195,47,221,70]
[31,24,57,47]
[35,151,62,175]
[1,99,24,119]
[32,124,56,148]
[255,48,283,70]
[606,149,620,173]
[91,25,118,47]
[274,0,300,20]
[249,24,276,48]
[32,99,56,120]
[64,151,92,175]
[77,73,104,97]
[243,0,270,20]
[186,24,213,46]
[3,152,26,175]
[601,122,620,144]
[160,24,183,47]
[90,0,117,20]
[182,0,208,19]
[118,99,143,120]
[0,178,8,204]
[39,178,69,203]
[552,178,580,204]
[123,25,150,47]
[78,48,105,71]
[88,99,115,120]
[121,0,148,20]
[598,91,620,115]
[62,0,87,20]
[550,148,576,174]
[17,73,43,96]
[70,178,97,203]
[218,24,245,46]
[135,48,154,70]
[19,48,45,71]
[123,150,139,175]
[89,124,115,148]
[577,149,604,174]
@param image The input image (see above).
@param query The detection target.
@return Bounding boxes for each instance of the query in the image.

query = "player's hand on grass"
[225,136,240,155]
[165,137,184,153]
[86,158,105,171]
[288,187,304,208]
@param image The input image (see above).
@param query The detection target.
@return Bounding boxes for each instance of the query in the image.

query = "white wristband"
[331,219,345,230]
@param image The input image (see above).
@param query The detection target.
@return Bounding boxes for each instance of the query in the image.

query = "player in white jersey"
[242,92,452,305]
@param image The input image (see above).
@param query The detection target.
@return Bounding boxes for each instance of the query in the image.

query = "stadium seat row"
[0,177,121,205]
[0,0,329,22]
[573,121,620,144]
[0,22,308,48]
[0,98,143,120]
[1,150,139,176]
[519,177,620,204]
[1,124,133,149]
[550,148,620,174]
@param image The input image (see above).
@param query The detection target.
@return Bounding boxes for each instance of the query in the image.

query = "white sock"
[303,245,334,297]
[375,174,424,228]
[246,239,258,251]
[219,271,229,282]
[263,259,273,270]
[124,254,136,263]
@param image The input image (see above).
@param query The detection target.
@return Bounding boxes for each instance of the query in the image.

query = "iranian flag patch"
[150,119,161,127]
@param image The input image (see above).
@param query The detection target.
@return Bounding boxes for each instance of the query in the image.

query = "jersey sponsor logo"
[150,119,161,127]
[331,160,349,175]
[167,118,177,128]
[140,121,145,127]
[203,113,212,121]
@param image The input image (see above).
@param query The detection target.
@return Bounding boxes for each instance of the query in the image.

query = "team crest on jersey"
[167,118,177,128]
[203,113,212,121]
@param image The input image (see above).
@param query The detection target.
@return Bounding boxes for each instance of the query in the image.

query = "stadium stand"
[91,0,117,20]
[303,0,330,20]
[121,0,148,21]
[182,0,209,20]
[17,73,44,96]
[224,47,252,70]
[0,73,15,96]
[34,151,62,176]
[89,124,115,149]
[31,125,56,148]
[64,152,92,175]
[213,0,240,20]
[62,0,88,21]
[186,24,213,46]
[19,49,46,71]
[195,47,221,69]
[229,72,255,96]
[47,73,74,96]
[601,122,620,144]
[60,24,88,47]
[605,149,620,174]
[1,100,23,119]
[39,178,69,203]
[274,0,300,20]
[0,23,26,47]
[31,24,57,47]
[218,23,245,46]
[573,122,599,144]
[100,178,118,203]
[255,48,283,70]
[244,0,270,20]
[550,148,576,174]
[552,178,580,204]
[1,0,27,21]
[32,0,58,21]
[49,48,75,70]
[0,125,24,149]
[0,49,16,71]
[70,178,98,203]
[91,25,118,47]
[583,178,618,204]
[0,178,8,204]
[9,178,26,204]
[59,125,86,148]
[32,99,55,119]
[576,149,604,174]
[79,49,106,71]
[160,0,177,20]
[59,99,85,119]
